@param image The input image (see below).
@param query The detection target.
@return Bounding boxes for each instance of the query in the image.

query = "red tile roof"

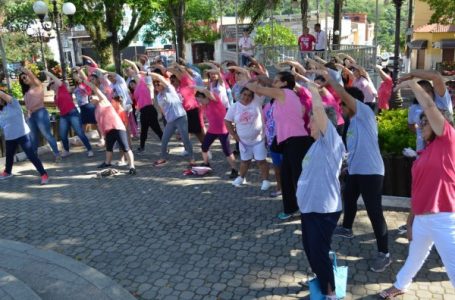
[414,24,455,33]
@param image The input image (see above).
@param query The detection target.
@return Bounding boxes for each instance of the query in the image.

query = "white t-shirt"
[314,30,327,50]
[225,98,264,145]
[239,37,254,56]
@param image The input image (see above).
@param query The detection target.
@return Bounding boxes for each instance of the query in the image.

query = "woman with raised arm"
[0,90,49,184]
[194,87,238,177]
[44,71,93,158]
[318,68,391,273]
[350,62,378,113]
[19,67,61,160]
[151,72,194,167]
[84,79,136,175]
[375,65,393,112]
[297,83,345,300]
[379,80,455,299]
[246,71,313,220]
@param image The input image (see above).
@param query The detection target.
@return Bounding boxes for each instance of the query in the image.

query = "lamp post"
[26,26,52,71]
[390,0,404,109]
[33,1,76,81]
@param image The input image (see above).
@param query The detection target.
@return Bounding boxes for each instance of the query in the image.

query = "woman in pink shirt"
[83,78,136,175]
[246,71,314,220]
[375,65,393,112]
[19,68,61,160]
[195,88,238,178]
[379,79,455,299]
[44,71,93,158]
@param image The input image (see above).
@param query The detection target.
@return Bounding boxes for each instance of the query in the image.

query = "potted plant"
[377,109,416,197]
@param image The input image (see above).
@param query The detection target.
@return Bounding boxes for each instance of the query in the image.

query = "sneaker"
[116,161,128,167]
[128,168,137,175]
[333,226,354,239]
[229,169,239,179]
[0,171,13,180]
[298,273,317,287]
[277,212,292,220]
[398,224,407,234]
[153,159,167,167]
[261,180,271,191]
[61,150,71,158]
[97,162,112,168]
[40,174,49,185]
[370,252,392,272]
[87,150,94,157]
[232,176,246,187]
[270,190,282,198]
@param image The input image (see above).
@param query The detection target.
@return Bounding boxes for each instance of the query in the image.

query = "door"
[416,49,425,69]
[442,49,455,62]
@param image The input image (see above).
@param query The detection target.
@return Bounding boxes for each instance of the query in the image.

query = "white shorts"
[239,140,267,161]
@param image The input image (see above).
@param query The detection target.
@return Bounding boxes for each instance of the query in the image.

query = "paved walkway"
[0,137,453,299]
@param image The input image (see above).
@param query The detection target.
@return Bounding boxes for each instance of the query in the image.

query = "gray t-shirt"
[297,122,345,213]
[111,74,132,112]
[0,98,30,140]
[157,85,186,123]
[346,100,384,175]
[435,89,453,115]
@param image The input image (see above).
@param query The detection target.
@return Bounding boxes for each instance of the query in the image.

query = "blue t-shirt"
[435,89,453,114]
[297,122,345,213]
[0,98,30,140]
[157,85,186,123]
[346,100,384,175]
[407,104,424,151]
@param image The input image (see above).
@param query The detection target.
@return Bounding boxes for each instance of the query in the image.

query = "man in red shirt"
[298,27,316,60]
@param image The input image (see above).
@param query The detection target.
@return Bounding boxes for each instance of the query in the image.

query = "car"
[386,55,403,69]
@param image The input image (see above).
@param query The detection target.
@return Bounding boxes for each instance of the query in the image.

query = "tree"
[254,22,296,46]
[71,0,159,72]
[421,0,455,24]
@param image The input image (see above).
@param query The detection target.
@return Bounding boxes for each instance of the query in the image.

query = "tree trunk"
[175,0,186,59]
[111,30,122,74]
[300,0,309,32]
[333,0,343,48]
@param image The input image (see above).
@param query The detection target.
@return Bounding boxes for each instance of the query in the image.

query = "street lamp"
[390,0,404,109]
[33,1,76,81]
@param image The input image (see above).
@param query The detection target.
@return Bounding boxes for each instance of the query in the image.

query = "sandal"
[379,286,405,299]
[153,159,167,167]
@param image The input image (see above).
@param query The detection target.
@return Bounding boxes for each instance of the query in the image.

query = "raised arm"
[0,90,13,103]
[123,59,140,74]
[81,55,98,67]
[395,80,445,136]
[375,65,391,81]
[195,87,215,101]
[20,67,42,86]
[282,60,306,75]
[84,80,109,104]
[314,69,357,113]
[43,71,63,88]
[245,82,285,102]
[401,70,447,97]
[307,82,329,134]
[150,72,171,88]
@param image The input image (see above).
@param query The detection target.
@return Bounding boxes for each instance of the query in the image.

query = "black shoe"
[136,147,144,154]
[97,162,112,168]
[229,169,239,179]
[128,168,137,175]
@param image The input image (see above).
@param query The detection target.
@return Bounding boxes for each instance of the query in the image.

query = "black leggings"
[342,174,388,253]
[280,136,314,214]
[140,105,163,149]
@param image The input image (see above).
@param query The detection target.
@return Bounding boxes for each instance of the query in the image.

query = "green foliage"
[254,22,296,46]
[377,108,416,156]
[10,81,23,99]
[421,0,455,24]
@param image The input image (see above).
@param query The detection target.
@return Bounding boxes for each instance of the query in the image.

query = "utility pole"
[333,0,343,47]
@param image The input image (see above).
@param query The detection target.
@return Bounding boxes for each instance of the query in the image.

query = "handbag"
[308,251,348,299]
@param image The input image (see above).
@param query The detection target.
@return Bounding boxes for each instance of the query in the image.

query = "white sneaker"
[87,150,94,157]
[61,150,71,158]
[261,180,271,191]
[116,161,128,167]
[232,176,246,187]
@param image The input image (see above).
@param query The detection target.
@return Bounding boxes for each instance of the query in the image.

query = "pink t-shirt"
[55,85,76,116]
[24,88,45,113]
[204,94,228,134]
[322,87,344,126]
[179,74,199,111]
[273,89,308,143]
[298,34,316,51]
[378,75,392,110]
[134,77,153,110]
[297,86,312,134]
[223,71,236,88]
[95,102,126,136]
[411,121,455,215]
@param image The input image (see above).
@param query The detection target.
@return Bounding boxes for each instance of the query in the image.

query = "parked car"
[386,55,403,70]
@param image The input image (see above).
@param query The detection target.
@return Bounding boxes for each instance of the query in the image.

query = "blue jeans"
[59,108,92,152]
[241,54,251,67]
[27,108,60,155]
[5,134,47,176]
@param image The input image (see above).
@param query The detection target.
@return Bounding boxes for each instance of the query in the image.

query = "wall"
[411,32,455,69]
[413,0,432,28]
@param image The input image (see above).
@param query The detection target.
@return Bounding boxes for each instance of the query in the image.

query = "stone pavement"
[0,136,453,300]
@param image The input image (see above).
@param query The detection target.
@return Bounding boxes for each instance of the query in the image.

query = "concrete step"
[0,269,42,300]
[0,239,136,300]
